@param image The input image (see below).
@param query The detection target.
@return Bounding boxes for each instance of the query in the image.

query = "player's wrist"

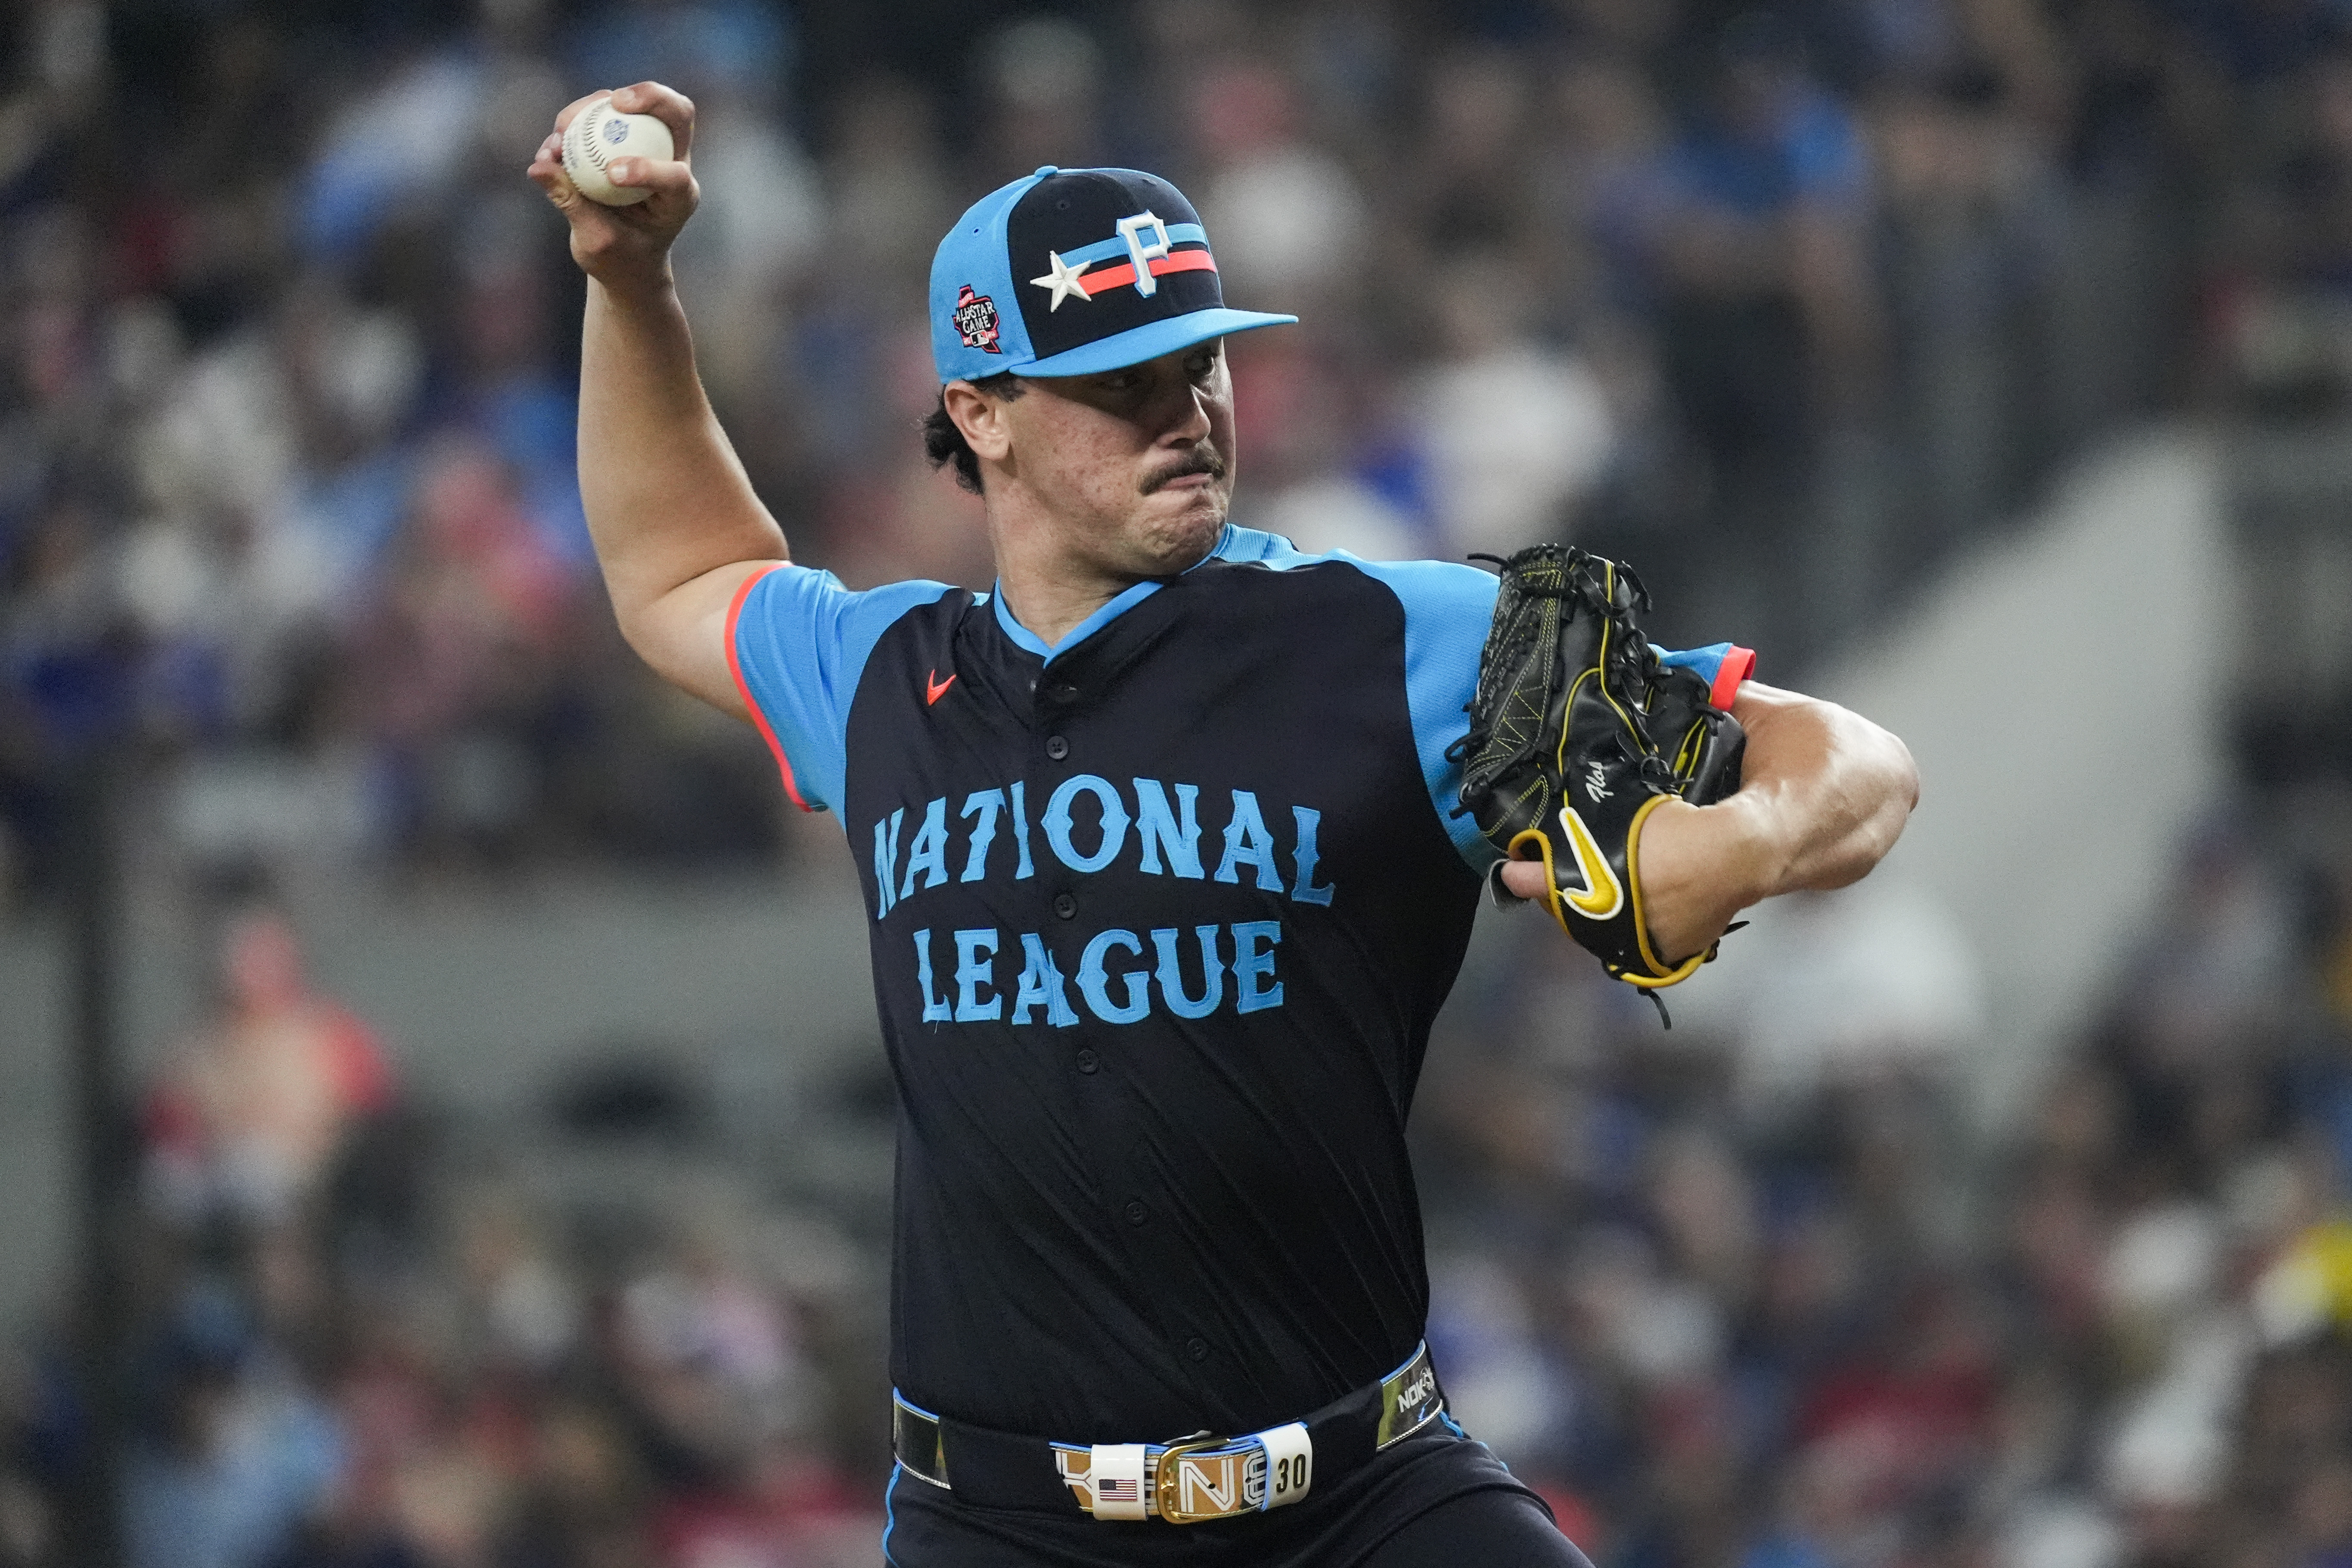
[1635,794,1775,960]
[1701,787,1794,908]
[584,255,679,304]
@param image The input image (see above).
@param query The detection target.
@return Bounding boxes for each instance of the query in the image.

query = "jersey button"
[1187,1337,1209,1362]
[1045,735,1070,761]
[1125,1200,1148,1226]
[1076,1049,1099,1074]
[1050,682,1078,702]
[1052,892,1077,919]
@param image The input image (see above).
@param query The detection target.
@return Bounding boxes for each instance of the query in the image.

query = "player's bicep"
[625,558,785,721]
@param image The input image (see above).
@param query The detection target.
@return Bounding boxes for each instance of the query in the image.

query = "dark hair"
[922,372,1026,494]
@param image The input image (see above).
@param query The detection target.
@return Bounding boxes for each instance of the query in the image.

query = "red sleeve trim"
[1710,646,1756,711]
[724,563,816,812]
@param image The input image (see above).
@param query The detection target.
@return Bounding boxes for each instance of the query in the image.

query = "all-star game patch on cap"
[930,166,1298,384]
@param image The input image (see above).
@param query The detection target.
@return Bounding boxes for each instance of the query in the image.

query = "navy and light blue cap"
[929,165,1298,384]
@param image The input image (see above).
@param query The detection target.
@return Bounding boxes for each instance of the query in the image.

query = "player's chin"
[1138,486,1229,562]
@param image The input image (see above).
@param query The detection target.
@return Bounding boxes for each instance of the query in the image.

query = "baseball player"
[530,83,1916,1567]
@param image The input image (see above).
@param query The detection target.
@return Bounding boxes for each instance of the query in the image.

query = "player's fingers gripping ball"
[561,97,674,206]
[1452,545,1749,1009]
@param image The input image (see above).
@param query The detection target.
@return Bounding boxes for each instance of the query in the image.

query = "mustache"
[1140,447,1229,495]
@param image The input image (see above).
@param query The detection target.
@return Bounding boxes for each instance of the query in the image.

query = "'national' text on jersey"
[872,774,1334,1027]
[869,774,1338,918]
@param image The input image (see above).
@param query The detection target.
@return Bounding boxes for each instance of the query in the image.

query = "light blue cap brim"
[1015,307,1299,379]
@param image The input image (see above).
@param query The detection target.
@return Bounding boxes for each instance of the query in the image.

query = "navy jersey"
[729,525,1747,1444]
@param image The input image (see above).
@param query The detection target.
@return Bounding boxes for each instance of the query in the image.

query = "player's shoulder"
[1207,525,1499,618]
[731,562,977,705]
[739,562,972,633]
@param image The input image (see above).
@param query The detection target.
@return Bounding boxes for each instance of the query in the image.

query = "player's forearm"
[1721,683,1917,898]
[578,274,787,632]
[1631,683,1914,959]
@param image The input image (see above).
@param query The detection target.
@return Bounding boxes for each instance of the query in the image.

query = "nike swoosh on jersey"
[926,670,958,705]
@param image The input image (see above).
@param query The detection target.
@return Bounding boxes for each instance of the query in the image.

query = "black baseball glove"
[1451,545,1748,1018]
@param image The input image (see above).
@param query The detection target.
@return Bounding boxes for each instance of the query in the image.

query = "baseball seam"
[570,110,614,179]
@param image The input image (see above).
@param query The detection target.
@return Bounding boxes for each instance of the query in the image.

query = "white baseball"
[561,98,674,207]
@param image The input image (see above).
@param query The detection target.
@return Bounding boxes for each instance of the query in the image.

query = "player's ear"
[943,380,1013,466]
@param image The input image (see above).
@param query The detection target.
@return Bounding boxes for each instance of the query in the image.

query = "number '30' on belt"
[889,1341,1446,1525]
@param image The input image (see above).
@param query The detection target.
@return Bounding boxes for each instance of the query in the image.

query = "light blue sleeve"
[1346,559,1503,871]
[1216,528,1757,872]
[1217,526,1500,871]
[727,564,955,813]
[1348,565,1756,871]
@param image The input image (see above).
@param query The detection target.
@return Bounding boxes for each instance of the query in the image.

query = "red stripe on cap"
[1079,249,1219,297]
[1710,646,1756,711]
[724,563,817,812]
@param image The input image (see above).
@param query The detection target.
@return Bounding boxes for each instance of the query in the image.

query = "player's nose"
[1155,371,1214,447]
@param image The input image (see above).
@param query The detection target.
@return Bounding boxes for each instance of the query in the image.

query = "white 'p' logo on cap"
[1116,211,1173,297]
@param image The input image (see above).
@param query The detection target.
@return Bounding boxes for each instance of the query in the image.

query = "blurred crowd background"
[3,0,2352,1565]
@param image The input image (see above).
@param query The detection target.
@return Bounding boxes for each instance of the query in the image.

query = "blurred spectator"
[123,1283,344,1568]
[300,49,490,267]
[1646,17,1880,467]
[0,499,132,897]
[567,0,792,107]
[1870,60,2066,567]
[351,440,589,865]
[614,1227,808,1470]
[1634,13,1884,649]
[669,81,825,416]
[2215,49,2352,410]
[1409,251,1618,556]
[1189,59,1369,313]
[1670,871,1988,1115]
[456,1196,582,1376]
[144,907,394,1232]
[977,15,1110,174]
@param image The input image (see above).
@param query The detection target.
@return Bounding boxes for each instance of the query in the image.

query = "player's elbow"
[609,568,763,721]
[602,585,674,674]
[1887,731,1920,815]
[1855,712,1921,826]
[1815,726,1918,890]
[609,600,670,675]
[1836,702,1918,810]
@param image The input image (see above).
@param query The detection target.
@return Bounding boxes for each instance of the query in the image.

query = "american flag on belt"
[1097,1478,1142,1503]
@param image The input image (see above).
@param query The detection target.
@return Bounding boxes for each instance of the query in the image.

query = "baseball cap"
[930,165,1298,384]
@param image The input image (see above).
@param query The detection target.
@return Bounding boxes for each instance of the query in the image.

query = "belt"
[891,1341,1446,1525]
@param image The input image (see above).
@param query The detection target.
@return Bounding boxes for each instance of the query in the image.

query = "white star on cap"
[1029,250,1094,311]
